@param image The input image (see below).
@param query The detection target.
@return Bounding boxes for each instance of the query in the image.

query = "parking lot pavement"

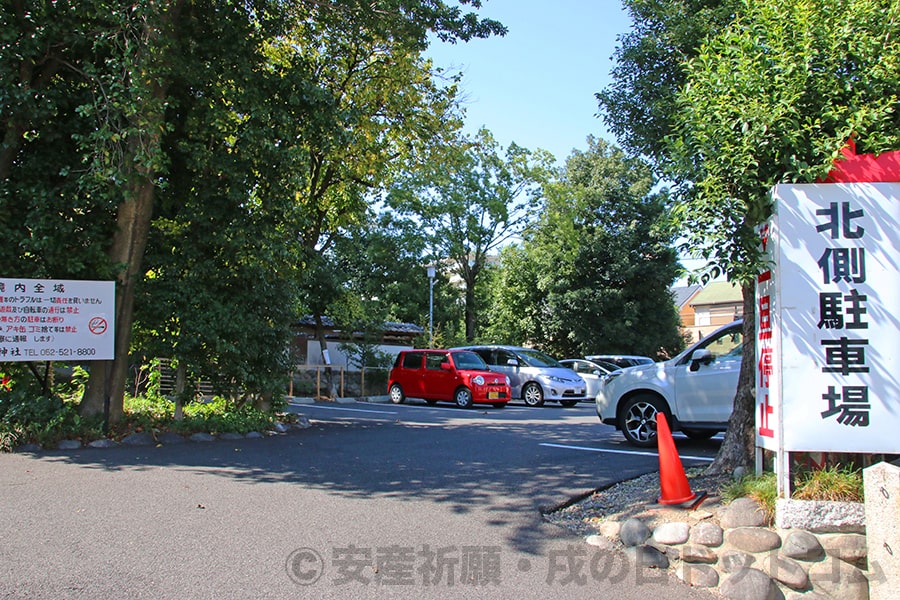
[0,402,720,599]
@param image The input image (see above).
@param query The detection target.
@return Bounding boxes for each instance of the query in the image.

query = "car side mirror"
[689,348,714,371]
[506,359,519,367]
[440,362,452,371]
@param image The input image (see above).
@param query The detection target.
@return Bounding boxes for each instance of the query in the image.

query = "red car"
[388,349,511,408]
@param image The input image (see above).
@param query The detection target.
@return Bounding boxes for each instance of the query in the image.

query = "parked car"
[452,345,587,407]
[388,349,511,408]
[559,358,620,399]
[595,320,744,447]
[585,354,655,369]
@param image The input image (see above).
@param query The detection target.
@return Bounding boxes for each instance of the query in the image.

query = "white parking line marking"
[291,404,399,415]
[540,443,714,462]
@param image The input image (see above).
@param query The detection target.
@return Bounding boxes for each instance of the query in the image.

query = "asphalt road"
[0,399,721,599]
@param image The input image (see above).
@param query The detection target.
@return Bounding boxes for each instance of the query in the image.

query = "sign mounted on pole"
[0,278,115,361]
[756,142,900,494]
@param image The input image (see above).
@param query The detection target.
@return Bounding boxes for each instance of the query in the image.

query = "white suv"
[595,320,743,446]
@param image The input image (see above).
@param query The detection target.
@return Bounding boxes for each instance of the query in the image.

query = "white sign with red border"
[0,278,115,361]
[758,183,900,453]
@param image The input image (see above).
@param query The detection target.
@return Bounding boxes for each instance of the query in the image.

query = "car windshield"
[517,348,562,368]
[596,360,621,372]
[451,351,488,371]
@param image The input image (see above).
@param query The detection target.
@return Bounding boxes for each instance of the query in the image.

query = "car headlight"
[543,375,567,384]
[473,375,485,385]
[505,376,511,386]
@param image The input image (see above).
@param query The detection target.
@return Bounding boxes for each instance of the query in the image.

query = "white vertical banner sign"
[0,278,115,361]
[759,183,900,454]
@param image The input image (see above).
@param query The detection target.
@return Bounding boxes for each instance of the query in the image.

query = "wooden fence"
[288,366,391,399]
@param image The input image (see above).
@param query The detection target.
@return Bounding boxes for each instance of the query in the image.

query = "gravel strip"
[544,468,732,537]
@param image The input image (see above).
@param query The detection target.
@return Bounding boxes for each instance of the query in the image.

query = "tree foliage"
[1,0,505,421]
[485,138,683,358]
[662,0,900,473]
[596,0,740,170]
[388,128,554,341]
[669,0,900,285]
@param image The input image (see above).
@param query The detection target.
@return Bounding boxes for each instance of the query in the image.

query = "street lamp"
[427,265,435,348]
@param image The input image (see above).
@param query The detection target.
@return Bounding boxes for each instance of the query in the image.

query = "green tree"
[130,1,305,410]
[667,0,900,472]
[255,3,503,364]
[488,138,682,358]
[0,2,113,280]
[1,1,505,422]
[596,0,739,170]
[481,244,546,346]
[330,211,430,326]
[389,128,554,341]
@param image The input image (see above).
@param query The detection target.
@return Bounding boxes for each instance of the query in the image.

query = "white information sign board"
[0,278,115,361]
[757,183,900,454]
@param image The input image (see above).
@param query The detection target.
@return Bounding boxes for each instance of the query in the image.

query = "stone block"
[808,557,869,600]
[689,521,724,547]
[677,563,719,587]
[719,567,779,600]
[776,498,865,533]
[763,554,809,590]
[782,530,824,560]
[619,518,651,547]
[819,533,868,564]
[719,497,768,528]
[652,522,690,545]
[721,550,756,573]
[725,527,782,553]
[864,460,900,600]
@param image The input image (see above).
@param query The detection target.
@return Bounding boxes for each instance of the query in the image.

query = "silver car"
[585,354,655,368]
[453,345,588,407]
[560,358,620,399]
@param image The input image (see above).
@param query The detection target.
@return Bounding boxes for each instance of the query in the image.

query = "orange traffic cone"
[656,413,708,509]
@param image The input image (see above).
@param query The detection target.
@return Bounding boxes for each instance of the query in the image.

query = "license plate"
[488,391,499,399]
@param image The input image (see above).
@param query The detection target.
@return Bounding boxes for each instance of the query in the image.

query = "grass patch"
[793,465,863,502]
[722,471,778,522]
[722,465,865,520]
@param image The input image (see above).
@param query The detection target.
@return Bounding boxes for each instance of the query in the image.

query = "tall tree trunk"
[706,283,757,475]
[464,279,477,342]
[174,361,186,421]
[80,2,183,422]
[81,170,159,421]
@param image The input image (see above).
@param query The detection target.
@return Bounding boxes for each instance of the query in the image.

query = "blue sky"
[425,0,632,165]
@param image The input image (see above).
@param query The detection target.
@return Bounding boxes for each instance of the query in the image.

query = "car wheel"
[682,428,716,440]
[454,387,473,409]
[619,394,667,447]
[522,382,545,407]
[389,383,405,404]
[559,400,578,408]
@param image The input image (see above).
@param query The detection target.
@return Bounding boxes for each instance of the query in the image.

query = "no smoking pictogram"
[88,317,108,335]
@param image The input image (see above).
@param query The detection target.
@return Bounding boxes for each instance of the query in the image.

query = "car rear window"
[402,352,423,369]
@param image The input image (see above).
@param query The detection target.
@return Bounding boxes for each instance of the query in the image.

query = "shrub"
[1,366,103,449]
